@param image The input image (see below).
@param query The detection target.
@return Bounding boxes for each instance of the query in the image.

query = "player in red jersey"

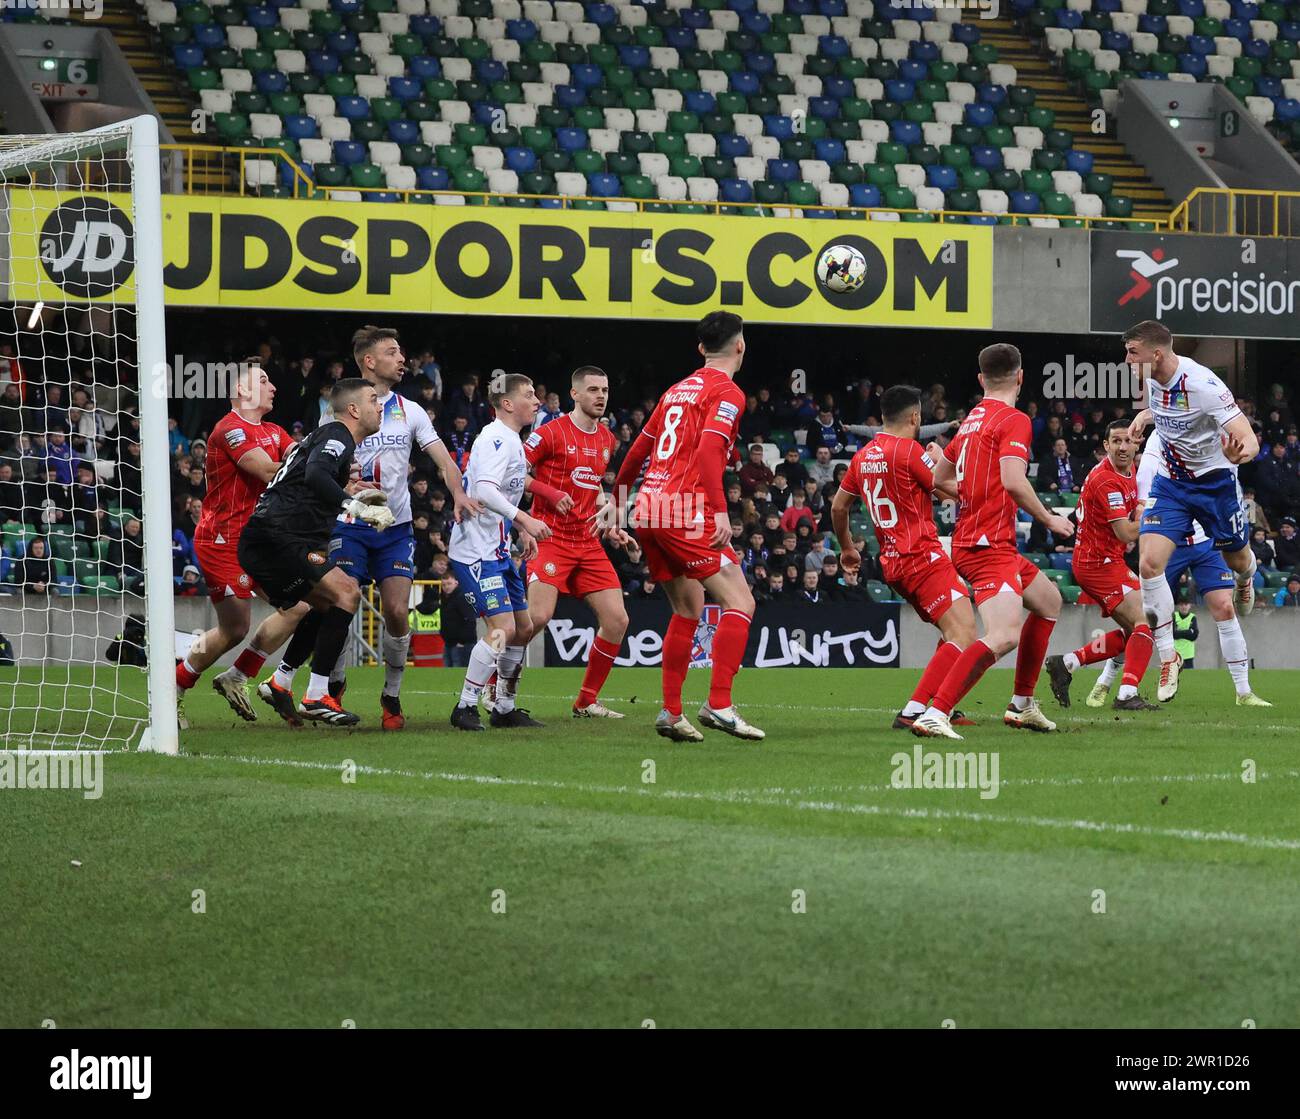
[523,365,629,718]
[831,384,978,728]
[612,311,763,742]
[1044,421,1158,711]
[177,364,311,723]
[913,344,1076,740]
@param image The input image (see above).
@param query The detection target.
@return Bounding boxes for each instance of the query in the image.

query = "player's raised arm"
[930,441,958,500]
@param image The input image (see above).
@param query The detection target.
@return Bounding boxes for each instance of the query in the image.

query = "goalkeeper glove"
[344,491,396,531]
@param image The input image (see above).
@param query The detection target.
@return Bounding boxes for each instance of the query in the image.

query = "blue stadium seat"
[336,95,370,120]
[327,32,358,55]
[333,140,366,165]
[572,63,603,88]
[586,3,617,28]
[193,25,225,49]
[721,177,753,203]
[719,134,751,158]
[666,27,696,51]
[387,119,419,144]
[409,16,441,38]
[408,56,441,80]
[979,84,1007,106]
[308,50,340,75]
[680,8,710,29]
[476,59,507,84]
[885,79,915,102]
[926,164,958,190]
[285,115,319,140]
[1065,149,1094,174]
[849,183,882,207]
[810,97,839,119]
[619,45,650,70]
[814,138,846,163]
[587,172,621,197]
[965,103,995,127]
[505,146,537,173]
[255,71,288,94]
[389,77,421,101]
[890,119,922,145]
[685,90,716,114]
[555,84,587,108]
[747,52,775,77]
[819,35,849,59]
[730,71,761,95]
[416,166,450,190]
[763,114,795,141]
[971,146,1002,170]
[506,19,537,42]
[173,44,205,69]
[556,127,588,153]
[767,158,799,183]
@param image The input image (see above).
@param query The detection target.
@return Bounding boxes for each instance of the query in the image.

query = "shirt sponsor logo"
[1009,440,1027,451]
[225,427,247,448]
[479,575,505,591]
[525,432,541,448]
[570,465,602,491]
[1107,491,1125,508]
[715,400,739,422]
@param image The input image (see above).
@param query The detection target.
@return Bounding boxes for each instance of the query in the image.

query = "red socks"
[661,614,696,717]
[233,647,266,678]
[175,658,200,691]
[930,639,996,715]
[1013,614,1056,697]
[1121,624,1154,688]
[707,610,751,710]
[1070,627,1126,667]
[911,640,961,707]
[577,634,620,709]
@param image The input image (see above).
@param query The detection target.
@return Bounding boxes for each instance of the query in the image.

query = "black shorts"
[237,522,333,609]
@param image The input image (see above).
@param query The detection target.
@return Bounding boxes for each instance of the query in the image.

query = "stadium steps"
[984,14,1172,220]
[100,0,220,163]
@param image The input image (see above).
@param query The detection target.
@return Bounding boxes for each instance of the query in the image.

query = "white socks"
[1216,618,1251,696]
[901,700,926,718]
[1234,553,1257,586]
[273,663,295,690]
[1117,684,1137,700]
[1098,655,1122,687]
[1141,575,1176,661]
[1063,652,1081,672]
[1010,695,1033,711]
[460,639,499,706]
[304,672,330,701]
[494,645,525,714]
[382,632,411,698]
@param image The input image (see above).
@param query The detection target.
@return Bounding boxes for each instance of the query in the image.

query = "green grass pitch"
[3,665,1297,1028]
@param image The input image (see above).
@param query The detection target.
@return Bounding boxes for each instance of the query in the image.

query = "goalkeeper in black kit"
[237,379,393,726]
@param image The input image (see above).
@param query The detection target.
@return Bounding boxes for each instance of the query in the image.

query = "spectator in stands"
[181,497,202,540]
[922,383,947,422]
[442,375,489,436]
[739,395,772,442]
[42,431,73,486]
[426,488,454,548]
[408,474,436,523]
[1243,486,1270,532]
[1250,527,1275,570]
[172,527,195,578]
[846,379,879,426]
[1287,428,1300,466]
[1264,382,1293,429]
[1173,598,1198,667]
[804,534,830,572]
[71,464,100,532]
[797,569,823,606]
[775,447,809,490]
[439,572,477,668]
[274,356,321,430]
[1033,415,1065,461]
[167,417,190,458]
[115,441,143,514]
[633,577,663,601]
[0,384,23,448]
[764,571,784,602]
[807,445,835,488]
[742,530,768,571]
[780,490,816,535]
[1067,417,1091,458]
[614,535,647,595]
[1043,438,1089,495]
[18,536,53,595]
[759,510,784,550]
[768,471,791,510]
[1276,573,1300,607]
[1026,399,1044,442]
[536,391,563,426]
[739,444,774,496]
[1256,442,1300,521]
[1275,518,1300,572]
[782,561,802,598]
[817,552,841,595]
[177,564,208,597]
[725,482,743,523]
[445,415,473,471]
[0,462,22,523]
[808,405,844,454]
[110,517,145,594]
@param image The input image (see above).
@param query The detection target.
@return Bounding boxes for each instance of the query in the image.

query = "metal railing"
[350,578,443,667]
[156,143,1167,228]
[1168,187,1300,238]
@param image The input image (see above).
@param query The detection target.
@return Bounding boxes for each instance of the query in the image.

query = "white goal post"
[0,114,177,755]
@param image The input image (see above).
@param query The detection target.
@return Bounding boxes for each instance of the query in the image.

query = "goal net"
[0,116,177,754]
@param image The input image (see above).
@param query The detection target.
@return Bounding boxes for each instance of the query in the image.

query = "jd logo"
[39,198,134,297]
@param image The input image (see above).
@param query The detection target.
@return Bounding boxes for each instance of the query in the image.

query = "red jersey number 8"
[655,405,684,461]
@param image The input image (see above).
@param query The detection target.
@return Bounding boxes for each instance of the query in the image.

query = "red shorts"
[887,558,969,626]
[1073,562,1140,618]
[193,537,256,604]
[528,536,621,598]
[637,526,738,584]
[952,545,1042,606]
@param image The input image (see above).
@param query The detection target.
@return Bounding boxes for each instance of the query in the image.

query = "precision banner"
[544,598,902,668]
[1090,230,1300,340]
[9,191,992,327]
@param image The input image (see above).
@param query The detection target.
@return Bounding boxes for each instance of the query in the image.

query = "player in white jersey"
[1122,320,1260,694]
[448,374,553,732]
[258,327,478,730]
[1087,434,1271,707]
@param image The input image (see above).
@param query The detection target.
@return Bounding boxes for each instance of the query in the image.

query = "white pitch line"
[183,753,1300,852]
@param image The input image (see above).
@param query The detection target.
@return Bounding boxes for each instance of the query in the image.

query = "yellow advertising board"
[9,191,992,328]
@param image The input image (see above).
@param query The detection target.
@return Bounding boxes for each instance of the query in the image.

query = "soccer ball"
[816,244,867,294]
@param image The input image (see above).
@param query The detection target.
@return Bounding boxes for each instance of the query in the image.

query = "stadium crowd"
[1,334,1299,609]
